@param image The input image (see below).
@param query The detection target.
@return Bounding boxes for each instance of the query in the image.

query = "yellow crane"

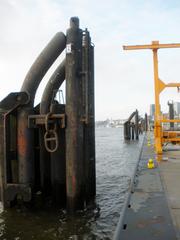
[123,41,180,154]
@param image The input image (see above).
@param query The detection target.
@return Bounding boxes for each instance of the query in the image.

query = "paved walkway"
[114,133,178,240]
[159,146,180,239]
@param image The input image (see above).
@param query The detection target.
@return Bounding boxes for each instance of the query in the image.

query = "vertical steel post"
[145,113,148,131]
[131,123,134,140]
[82,30,96,202]
[66,17,84,211]
[0,111,5,204]
[168,101,174,130]
[124,121,130,140]
[127,122,131,140]
[152,47,162,153]
[135,110,139,140]
[84,40,96,201]
[123,122,127,140]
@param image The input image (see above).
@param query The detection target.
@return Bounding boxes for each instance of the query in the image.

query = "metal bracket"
[0,92,30,111]
[28,113,66,129]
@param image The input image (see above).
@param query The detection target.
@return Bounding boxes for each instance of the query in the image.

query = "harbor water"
[0,127,143,240]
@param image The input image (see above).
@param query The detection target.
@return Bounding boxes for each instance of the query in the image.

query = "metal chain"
[44,112,59,153]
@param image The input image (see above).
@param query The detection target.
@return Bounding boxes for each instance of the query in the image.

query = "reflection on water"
[0,127,143,240]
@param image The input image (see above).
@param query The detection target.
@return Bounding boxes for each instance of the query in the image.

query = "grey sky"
[1,0,180,120]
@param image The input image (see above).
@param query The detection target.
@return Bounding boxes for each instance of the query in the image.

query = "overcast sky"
[1,0,180,120]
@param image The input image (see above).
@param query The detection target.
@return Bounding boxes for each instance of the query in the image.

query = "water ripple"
[0,127,143,240]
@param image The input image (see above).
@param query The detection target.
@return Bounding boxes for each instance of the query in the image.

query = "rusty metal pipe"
[66,17,84,212]
[21,32,66,106]
[40,58,65,114]
[127,111,136,122]
[18,32,66,186]
[135,109,139,140]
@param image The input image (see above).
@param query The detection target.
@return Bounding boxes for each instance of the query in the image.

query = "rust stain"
[17,129,27,157]
[72,174,76,193]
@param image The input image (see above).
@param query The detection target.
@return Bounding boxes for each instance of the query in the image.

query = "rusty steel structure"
[0,17,95,212]
[124,110,148,141]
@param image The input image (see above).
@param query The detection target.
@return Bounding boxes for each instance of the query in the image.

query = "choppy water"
[0,127,143,240]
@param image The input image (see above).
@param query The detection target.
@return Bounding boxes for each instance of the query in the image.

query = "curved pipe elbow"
[21,32,66,106]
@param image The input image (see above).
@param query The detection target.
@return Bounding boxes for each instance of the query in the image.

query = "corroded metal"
[21,32,66,105]
[82,31,96,201]
[124,110,139,140]
[0,17,95,211]
[65,17,84,212]
[40,58,65,114]
[40,58,66,206]
[145,113,148,131]
[17,32,66,188]
[0,92,30,206]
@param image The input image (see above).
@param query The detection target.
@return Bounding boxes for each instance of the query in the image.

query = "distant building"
[150,104,155,119]
[173,102,180,116]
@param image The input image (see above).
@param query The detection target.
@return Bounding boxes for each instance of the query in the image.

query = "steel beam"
[123,42,180,50]
[123,40,180,154]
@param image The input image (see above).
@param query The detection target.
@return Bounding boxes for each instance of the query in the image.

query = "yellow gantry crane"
[123,41,180,154]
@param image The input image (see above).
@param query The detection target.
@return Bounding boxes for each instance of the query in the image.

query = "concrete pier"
[159,146,180,239]
[114,133,180,239]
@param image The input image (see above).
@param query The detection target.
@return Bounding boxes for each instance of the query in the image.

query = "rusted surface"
[17,31,66,187]
[21,32,66,106]
[39,55,66,206]
[0,92,30,206]
[40,58,65,114]
[28,113,65,128]
[0,111,5,203]
[66,17,85,212]
[0,92,29,111]
[82,32,96,201]
[124,110,139,140]
[0,17,95,211]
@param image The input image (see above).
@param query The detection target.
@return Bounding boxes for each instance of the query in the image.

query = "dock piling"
[0,17,95,212]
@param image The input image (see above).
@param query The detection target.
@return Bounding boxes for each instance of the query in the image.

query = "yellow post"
[123,41,180,154]
[152,43,162,154]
